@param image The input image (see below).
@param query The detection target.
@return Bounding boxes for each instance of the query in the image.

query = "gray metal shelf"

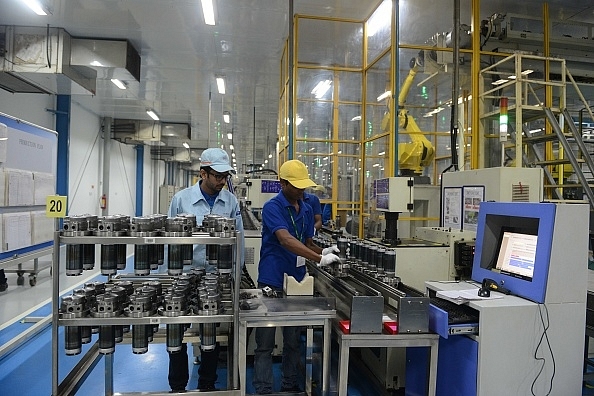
[51,229,243,396]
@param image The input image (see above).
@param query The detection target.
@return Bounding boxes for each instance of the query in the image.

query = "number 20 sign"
[46,195,67,218]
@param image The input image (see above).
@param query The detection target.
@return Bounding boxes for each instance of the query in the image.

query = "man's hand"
[321,245,339,256]
[319,253,340,267]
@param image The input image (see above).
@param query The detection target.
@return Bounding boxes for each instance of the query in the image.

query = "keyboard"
[430,297,479,325]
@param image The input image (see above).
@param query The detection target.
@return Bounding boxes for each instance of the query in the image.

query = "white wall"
[68,96,103,215]
[0,91,161,218]
[0,91,55,129]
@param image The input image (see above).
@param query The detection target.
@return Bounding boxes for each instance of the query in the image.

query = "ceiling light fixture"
[22,0,47,15]
[201,0,216,26]
[376,90,391,102]
[227,133,233,140]
[223,111,230,123]
[216,76,226,94]
[311,79,332,99]
[230,144,234,150]
[146,109,160,121]
[268,154,272,158]
[182,142,190,149]
[110,78,126,90]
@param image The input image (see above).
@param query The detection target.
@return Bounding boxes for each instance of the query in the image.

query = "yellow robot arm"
[397,57,435,175]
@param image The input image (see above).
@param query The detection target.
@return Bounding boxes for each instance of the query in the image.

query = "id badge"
[296,256,306,267]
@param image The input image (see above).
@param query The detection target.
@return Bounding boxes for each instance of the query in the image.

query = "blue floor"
[0,314,374,395]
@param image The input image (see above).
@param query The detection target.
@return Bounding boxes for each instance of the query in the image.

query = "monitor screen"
[494,231,538,281]
[471,202,556,304]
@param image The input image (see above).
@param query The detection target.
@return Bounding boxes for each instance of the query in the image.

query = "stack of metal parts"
[59,213,238,356]
[63,215,96,276]
[59,270,230,355]
[95,215,129,275]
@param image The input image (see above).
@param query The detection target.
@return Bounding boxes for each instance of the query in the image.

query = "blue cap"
[200,148,235,173]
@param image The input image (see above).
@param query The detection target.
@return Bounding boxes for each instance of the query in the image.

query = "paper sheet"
[436,288,504,304]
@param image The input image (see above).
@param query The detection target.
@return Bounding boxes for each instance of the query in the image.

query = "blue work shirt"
[258,190,315,288]
[168,181,244,272]
[303,192,322,233]
[322,203,331,225]
[303,192,322,216]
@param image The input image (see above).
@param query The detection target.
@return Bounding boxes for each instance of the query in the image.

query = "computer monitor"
[494,231,538,281]
[471,202,556,303]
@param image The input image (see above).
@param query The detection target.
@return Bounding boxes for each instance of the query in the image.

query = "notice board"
[0,112,57,259]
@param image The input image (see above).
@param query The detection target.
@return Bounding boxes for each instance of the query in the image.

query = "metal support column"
[135,144,144,216]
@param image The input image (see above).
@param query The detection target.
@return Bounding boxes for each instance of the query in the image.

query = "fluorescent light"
[378,151,385,156]
[216,76,226,94]
[296,116,303,126]
[146,109,160,121]
[227,133,233,140]
[311,80,332,99]
[230,144,234,150]
[23,0,47,15]
[376,90,391,102]
[110,79,126,90]
[223,111,230,123]
[351,115,362,121]
[492,79,508,86]
[182,142,190,149]
[201,0,216,25]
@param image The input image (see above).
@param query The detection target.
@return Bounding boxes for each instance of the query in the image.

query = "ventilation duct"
[0,26,96,94]
[111,119,162,145]
[111,120,190,147]
[0,26,141,95]
[70,38,140,82]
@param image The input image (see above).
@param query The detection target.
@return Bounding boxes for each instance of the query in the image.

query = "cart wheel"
[16,275,25,286]
[29,275,37,287]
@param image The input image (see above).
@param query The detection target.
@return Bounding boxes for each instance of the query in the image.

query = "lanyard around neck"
[287,207,305,243]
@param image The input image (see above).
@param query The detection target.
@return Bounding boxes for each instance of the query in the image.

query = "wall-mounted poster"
[462,185,485,232]
[442,187,462,230]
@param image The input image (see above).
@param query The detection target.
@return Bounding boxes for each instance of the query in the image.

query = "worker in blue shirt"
[303,189,322,231]
[253,160,340,394]
[322,185,332,226]
[167,147,244,392]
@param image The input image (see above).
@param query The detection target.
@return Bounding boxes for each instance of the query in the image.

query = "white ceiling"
[0,0,379,172]
[0,0,593,173]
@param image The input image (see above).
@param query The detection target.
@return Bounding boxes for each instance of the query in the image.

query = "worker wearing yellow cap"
[252,160,339,394]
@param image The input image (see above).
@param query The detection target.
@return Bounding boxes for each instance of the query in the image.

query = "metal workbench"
[238,294,336,396]
[333,323,439,396]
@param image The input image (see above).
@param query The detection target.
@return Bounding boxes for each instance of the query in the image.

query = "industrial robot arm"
[396,56,435,175]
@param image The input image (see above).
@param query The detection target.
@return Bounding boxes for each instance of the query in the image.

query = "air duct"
[0,26,141,95]
[0,25,96,94]
[70,38,140,82]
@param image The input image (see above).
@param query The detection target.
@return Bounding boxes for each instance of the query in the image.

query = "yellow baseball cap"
[279,160,316,189]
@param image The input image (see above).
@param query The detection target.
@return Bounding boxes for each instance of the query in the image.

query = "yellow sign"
[46,195,67,218]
